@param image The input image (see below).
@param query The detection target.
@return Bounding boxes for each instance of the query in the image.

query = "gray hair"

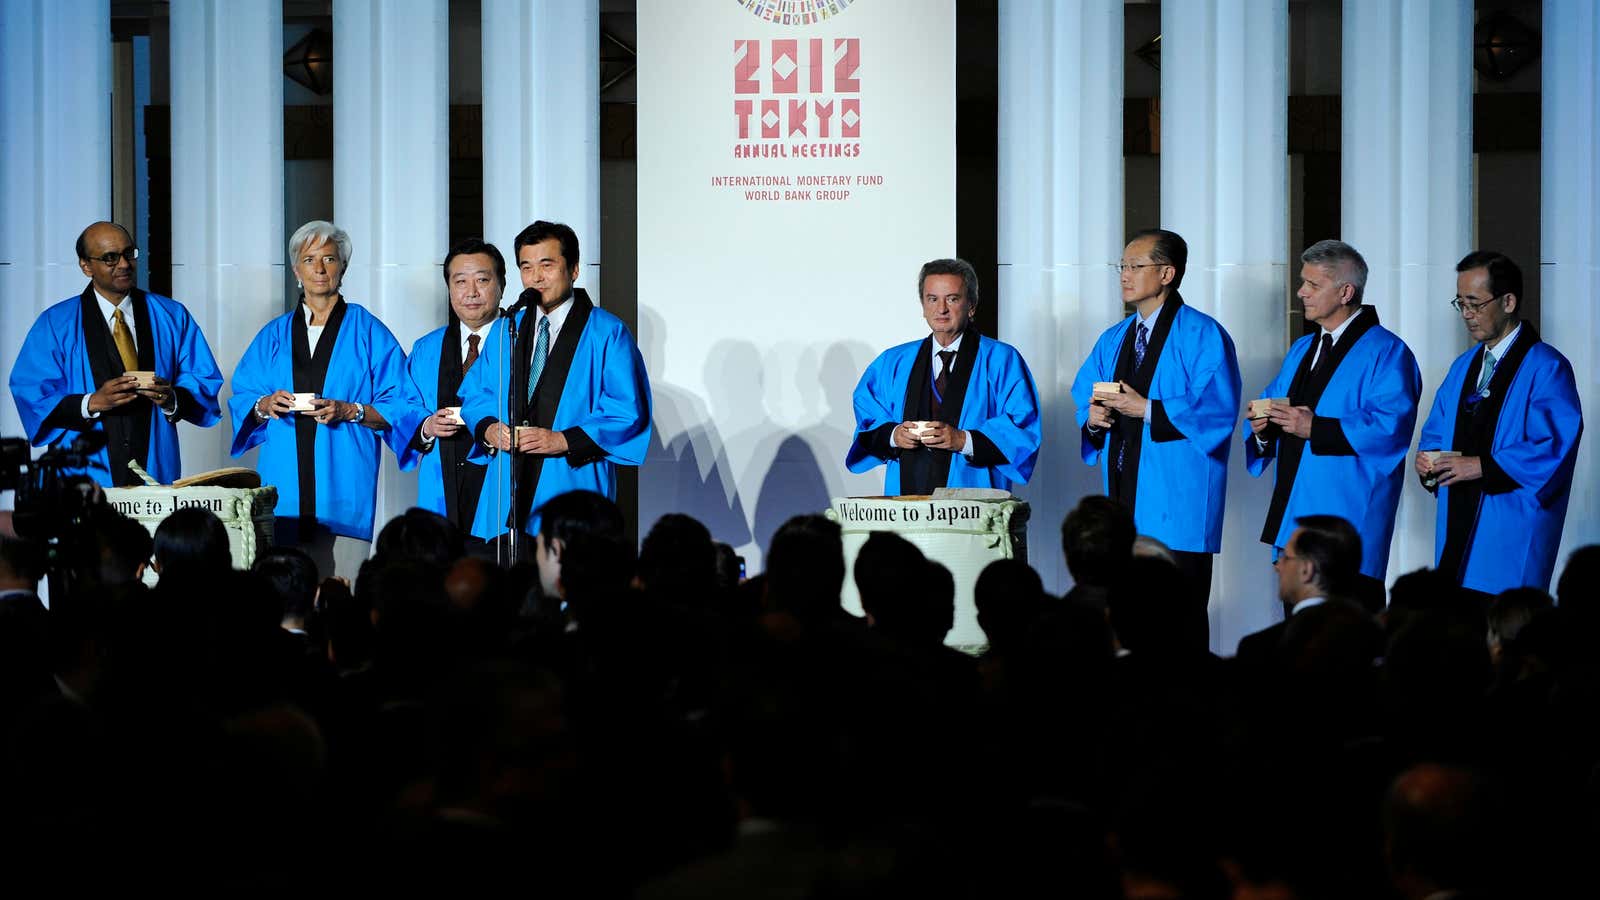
[288,220,353,267]
[1301,239,1367,305]
[917,257,980,306]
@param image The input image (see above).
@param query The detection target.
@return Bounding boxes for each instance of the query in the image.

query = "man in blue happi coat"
[846,257,1042,495]
[1416,251,1583,599]
[459,221,652,548]
[10,222,223,487]
[405,238,507,537]
[1246,239,1421,609]
[1071,229,1242,607]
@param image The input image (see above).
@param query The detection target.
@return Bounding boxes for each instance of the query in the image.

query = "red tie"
[462,333,480,374]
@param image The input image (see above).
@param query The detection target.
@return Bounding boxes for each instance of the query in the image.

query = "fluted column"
[1161,0,1289,652]
[0,0,111,437]
[1542,0,1600,568]
[996,0,1123,593]
[333,0,450,524]
[169,0,285,477]
[1341,0,1472,583]
[481,0,601,296]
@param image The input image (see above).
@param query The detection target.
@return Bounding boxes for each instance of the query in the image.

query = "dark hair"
[153,507,232,578]
[638,513,717,602]
[253,546,321,622]
[1291,514,1363,599]
[0,535,46,586]
[917,257,980,306]
[513,220,580,272]
[854,531,928,623]
[375,507,464,569]
[96,512,153,586]
[535,490,630,601]
[1555,545,1600,614]
[1455,250,1523,308]
[974,557,1044,651]
[75,221,133,262]
[765,514,845,619]
[441,237,507,292]
[1486,587,1552,648]
[1061,495,1136,588]
[1129,228,1188,291]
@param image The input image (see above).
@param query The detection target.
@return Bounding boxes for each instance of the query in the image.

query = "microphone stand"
[500,290,536,565]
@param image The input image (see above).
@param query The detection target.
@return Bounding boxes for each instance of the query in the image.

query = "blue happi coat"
[10,288,222,485]
[404,324,507,523]
[228,301,425,541]
[457,299,652,538]
[1418,334,1583,594]
[1245,312,1421,579]
[1071,302,1241,554]
[846,334,1042,494]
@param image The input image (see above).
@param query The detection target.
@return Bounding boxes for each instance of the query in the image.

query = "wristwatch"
[351,403,366,424]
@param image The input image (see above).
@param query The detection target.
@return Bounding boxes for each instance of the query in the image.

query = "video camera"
[1,433,109,580]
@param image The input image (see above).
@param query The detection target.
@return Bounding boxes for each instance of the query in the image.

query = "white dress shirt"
[928,331,973,457]
[1290,595,1327,614]
[82,289,177,418]
[1133,304,1165,421]
[461,318,494,360]
[1309,305,1364,370]
[1478,322,1522,393]
[420,319,498,448]
[532,295,574,357]
[1252,307,1365,450]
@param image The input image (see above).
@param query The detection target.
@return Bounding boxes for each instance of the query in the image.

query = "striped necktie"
[1475,352,1496,396]
[527,316,550,400]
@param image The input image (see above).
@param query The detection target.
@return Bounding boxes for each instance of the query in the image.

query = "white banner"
[638,0,957,569]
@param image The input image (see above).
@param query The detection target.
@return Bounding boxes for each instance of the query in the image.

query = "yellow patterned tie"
[111,307,139,372]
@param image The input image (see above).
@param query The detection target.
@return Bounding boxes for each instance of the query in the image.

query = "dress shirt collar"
[930,330,964,355]
[1320,305,1363,345]
[94,287,132,323]
[1484,321,1522,359]
[1291,596,1327,614]
[534,294,574,338]
[1136,302,1165,334]
[459,318,494,350]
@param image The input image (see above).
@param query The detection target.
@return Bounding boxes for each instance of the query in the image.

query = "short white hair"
[288,220,353,266]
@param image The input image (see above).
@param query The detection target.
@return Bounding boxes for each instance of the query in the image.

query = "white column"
[1341,0,1472,585]
[169,0,285,477]
[0,0,111,437]
[481,0,601,298]
[1161,0,1289,652]
[996,0,1123,593]
[334,0,450,526]
[1543,0,1600,567]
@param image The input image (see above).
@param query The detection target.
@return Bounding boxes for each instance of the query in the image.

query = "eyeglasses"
[1450,294,1499,315]
[89,247,140,266]
[1112,262,1168,274]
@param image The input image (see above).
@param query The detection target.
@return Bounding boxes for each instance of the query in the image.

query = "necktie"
[933,350,955,419]
[526,317,550,401]
[111,307,138,372]
[463,332,480,374]
[1475,352,1496,396]
[1312,333,1334,375]
[1116,324,1150,473]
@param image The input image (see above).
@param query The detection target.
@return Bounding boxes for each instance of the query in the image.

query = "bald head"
[76,221,138,300]
[76,222,131,261]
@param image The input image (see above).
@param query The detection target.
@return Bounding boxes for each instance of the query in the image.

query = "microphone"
[502,287,540,318]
